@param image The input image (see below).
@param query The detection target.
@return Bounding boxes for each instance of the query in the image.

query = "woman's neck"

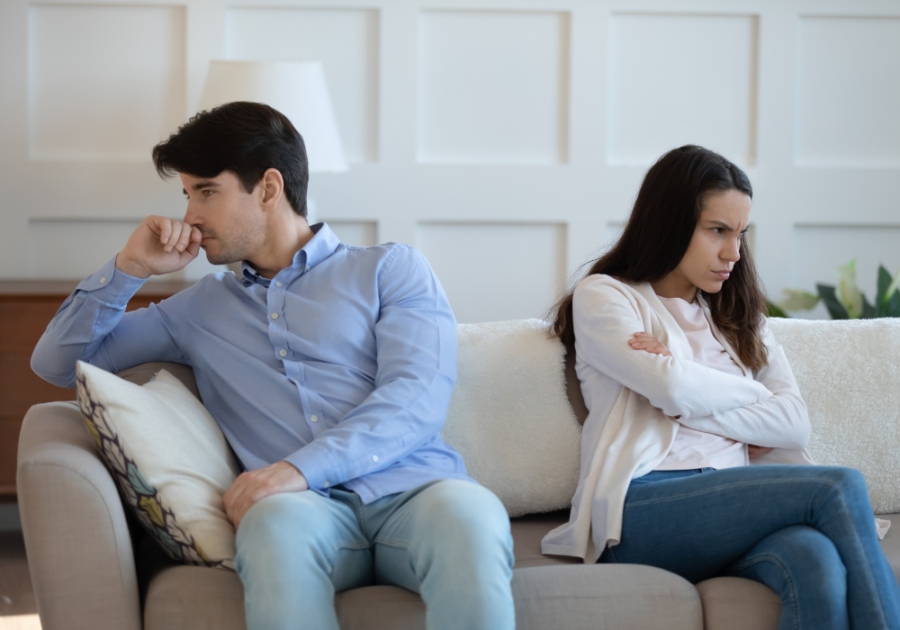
[651,273,699,303]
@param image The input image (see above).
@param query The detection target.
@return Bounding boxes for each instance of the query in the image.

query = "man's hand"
[223,461,309,531]
[628,332,672,357]
[116,215,202,279]
[748,445,774,459]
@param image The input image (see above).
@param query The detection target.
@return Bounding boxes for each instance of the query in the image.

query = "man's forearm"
[31,256,145,387]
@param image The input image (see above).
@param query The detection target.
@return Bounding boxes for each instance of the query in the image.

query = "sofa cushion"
[695,577,780,630]
[442,319,583,517]
[768,318,900,513]
[76,361,240,570]
[142,562,703,630]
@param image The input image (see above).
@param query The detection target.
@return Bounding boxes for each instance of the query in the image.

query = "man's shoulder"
[334,242,428,273]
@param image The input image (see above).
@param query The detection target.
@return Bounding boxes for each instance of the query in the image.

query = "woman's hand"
[748,445,774,459]
[628,332,672,357]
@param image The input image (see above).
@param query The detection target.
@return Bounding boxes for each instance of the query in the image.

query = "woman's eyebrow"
[707,220,736,231]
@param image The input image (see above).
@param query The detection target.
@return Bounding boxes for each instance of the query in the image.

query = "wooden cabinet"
[0,280,193,501]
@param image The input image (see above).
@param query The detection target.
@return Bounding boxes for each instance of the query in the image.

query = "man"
[31,101,515,630]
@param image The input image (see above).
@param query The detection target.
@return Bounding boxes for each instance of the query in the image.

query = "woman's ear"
[259,168,285,210]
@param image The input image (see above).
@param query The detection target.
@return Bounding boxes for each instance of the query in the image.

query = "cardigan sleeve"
[671,324,811,449]
[573,276,772,419]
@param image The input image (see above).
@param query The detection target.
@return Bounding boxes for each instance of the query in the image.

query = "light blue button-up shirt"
[32,223,473,503]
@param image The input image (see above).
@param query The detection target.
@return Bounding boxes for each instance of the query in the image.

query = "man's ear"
[259,168,284,210]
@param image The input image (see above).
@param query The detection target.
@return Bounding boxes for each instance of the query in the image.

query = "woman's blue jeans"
[600,465,900,630]
[235,479,515,630]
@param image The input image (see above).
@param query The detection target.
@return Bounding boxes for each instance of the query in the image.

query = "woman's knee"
[734,526,846,596]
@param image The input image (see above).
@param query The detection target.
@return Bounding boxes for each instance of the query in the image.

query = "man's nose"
[183,202,200,226]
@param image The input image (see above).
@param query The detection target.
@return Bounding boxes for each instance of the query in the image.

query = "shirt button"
[311,415,319,423]
[275,281,282,287]
[372,455,379,462]
[323,480,330,488]
[99,277,106,284]
[305,265,310,272]
[271,313,279,319]
[279,349,287,357]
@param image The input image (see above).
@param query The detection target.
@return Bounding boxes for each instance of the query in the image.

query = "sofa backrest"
[116,317,900,518]
[767,317,900,514]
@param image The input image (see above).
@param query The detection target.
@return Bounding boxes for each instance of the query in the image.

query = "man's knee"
[413,481,513,566]
[236,492,333,554]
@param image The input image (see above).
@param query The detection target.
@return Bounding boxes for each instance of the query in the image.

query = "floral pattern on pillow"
[76,371,232,570]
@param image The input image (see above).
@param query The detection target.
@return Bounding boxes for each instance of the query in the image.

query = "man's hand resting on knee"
[224,461,309,530]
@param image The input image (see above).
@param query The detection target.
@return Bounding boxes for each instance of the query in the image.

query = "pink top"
[654,296,747,471]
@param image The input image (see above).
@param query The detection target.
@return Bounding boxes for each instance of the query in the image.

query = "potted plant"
[769,261,900,319]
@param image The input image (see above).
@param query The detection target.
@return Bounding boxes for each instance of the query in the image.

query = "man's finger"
[157,217,172,246]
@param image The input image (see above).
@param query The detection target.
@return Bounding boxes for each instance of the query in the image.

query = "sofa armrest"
[17,400,142,630]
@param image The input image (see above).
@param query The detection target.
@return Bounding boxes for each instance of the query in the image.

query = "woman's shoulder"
[574,274,648,302]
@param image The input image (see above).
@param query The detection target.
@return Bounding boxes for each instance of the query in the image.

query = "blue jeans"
[599,466,900,630]
[235,479,515,630]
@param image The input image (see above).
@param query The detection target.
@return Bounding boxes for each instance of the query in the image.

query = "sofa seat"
[141,517,703,630]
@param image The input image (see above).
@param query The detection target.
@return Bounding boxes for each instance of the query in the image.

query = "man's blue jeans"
[600,465,900,630]
[235,479,515,630]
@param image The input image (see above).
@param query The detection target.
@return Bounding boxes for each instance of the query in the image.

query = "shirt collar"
[240,222,341,287]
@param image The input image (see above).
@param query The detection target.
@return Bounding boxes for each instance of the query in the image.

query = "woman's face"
[664,189,751,299]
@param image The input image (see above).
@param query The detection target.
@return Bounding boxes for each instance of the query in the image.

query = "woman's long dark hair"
[551,145,769,371]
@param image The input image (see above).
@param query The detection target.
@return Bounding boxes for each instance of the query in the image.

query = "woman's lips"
[714,270,731,280]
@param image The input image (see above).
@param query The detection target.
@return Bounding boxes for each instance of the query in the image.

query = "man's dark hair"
[152,101,309,217]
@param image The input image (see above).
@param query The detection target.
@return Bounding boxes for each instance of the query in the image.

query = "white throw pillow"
[76,360,240,570]
[442,319,583,517]
[768,318,900,515]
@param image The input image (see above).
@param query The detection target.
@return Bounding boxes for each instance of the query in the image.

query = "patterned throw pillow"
[76,361,241,570]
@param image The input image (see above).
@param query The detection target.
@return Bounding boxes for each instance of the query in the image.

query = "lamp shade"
[198,61,348,173]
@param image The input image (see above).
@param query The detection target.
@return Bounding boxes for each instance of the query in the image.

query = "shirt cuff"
[285,441,341,494]
[75,255,147,303]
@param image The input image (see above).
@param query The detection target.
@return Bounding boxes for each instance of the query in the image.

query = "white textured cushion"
[76,360,240,570]
[442,319,583,517]
[768,318,900,514]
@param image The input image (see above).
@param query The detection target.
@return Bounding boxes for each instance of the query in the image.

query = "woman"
[542,145,900,629]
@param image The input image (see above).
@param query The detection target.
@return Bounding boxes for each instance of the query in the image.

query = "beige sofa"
[17,317,900,630]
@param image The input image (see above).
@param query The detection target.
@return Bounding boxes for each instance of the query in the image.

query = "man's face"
[180,171,267,265]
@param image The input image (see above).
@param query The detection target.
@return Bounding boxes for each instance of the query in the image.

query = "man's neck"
[247,212,315,279]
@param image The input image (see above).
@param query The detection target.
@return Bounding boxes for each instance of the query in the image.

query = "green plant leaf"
[817,283,849,319]
[862,293,876,319]
[836,260,863,318]
[776,289,819,312]
[767,301,788,318]
[885,263,900,310]
[876,265,892,317]
[890,289,900,318]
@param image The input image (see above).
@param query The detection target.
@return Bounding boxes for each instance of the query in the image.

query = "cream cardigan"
[541,274,814,562]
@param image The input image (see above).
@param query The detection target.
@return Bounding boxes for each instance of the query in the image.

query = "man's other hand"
[223,461,309,531]
[116,215,202,279]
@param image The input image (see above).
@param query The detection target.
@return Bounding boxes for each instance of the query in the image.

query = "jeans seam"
[731,553,801,630]
[626,478,829,508]
[374,536,424,577]
[831,480,889,629]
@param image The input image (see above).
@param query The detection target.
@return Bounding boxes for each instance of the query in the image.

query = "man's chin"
[204,250,242,266]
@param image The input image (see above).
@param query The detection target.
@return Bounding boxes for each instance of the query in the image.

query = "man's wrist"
[114,253,150,279]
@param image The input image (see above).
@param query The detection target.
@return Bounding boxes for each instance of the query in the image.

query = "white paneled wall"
[1,0,899,323]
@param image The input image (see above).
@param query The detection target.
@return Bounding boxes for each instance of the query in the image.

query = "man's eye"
[203,190,214,197]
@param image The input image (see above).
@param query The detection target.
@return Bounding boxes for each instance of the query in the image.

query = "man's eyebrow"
[182,181,220,195]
